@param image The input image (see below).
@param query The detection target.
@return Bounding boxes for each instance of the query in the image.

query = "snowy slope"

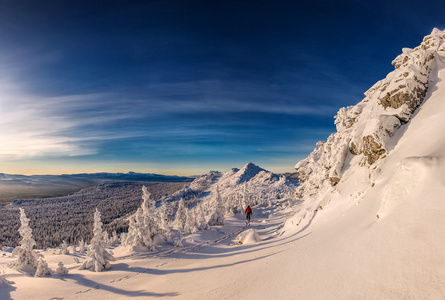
[2,29,445,299]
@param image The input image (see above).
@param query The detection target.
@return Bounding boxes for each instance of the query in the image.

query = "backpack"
[246,206,251,214]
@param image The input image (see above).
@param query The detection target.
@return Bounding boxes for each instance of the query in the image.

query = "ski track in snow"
[71,221,252,296]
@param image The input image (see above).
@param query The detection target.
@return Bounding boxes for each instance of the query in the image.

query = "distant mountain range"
[0,172,193,203]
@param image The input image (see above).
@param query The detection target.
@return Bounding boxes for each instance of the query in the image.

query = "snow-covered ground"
[2,29,445,299]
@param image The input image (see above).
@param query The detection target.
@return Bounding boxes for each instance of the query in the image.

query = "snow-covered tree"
[110,231,119,244]
[61,240,70,255]
[195,204,209,230]
[55,261,69,276]
[242,182,249,208]
[35,257,52,277]
[208,185,225,226]
[173,198,187,230]
[122,186,159,251]
[78,239,85,252]
[268,194,273,208]
[184,209,198,234]
[80,209,115,272]
[158,203,173,241]
[10,208,41,269]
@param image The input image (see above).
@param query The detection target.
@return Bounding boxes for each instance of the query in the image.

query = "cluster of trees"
[6,172,297,275]
[10,207,110,276]
[0,181,187,248]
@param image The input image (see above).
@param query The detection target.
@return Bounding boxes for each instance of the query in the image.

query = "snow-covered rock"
[295,28,445,198]
[235,229,261,245]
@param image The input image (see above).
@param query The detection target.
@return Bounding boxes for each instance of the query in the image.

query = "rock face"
[295,28,445,198]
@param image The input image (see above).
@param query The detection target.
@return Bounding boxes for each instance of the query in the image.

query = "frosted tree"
[11,208,41,269]
[122,186,159,251]
[268,194,273,208]
[78,239,85,252]
[141,186,155,216]
[61,240,70,255]
[184,210,198,234]
[173,198,187,230]
[242,182,249,208]
[158,203,173,242]
[35,257,52,277]
[208,185,225,226]
[55,261,69,276]
[195,204,209,230]
[80,209,115,272]
[110,231,119,244]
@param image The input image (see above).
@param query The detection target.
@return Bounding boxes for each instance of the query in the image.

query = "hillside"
[2,29,445,299]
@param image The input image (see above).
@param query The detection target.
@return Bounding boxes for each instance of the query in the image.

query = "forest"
[0,181,187,248]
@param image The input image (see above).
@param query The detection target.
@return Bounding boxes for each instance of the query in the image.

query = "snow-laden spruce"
[35,257,52,277]
[294,28,445,199]
[122,186,160,251]
[80,209,116,272]
[207,185,225,226]
[10,208,41,270]
[60,240,69,255]
[78,239,86,252]
[54,261,69,276]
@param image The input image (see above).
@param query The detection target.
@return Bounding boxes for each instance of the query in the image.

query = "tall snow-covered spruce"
[207,185,225,226]
[80,208,115,272]
[10,208,41,270]
[122,186,160,251]
[294,28,445,199]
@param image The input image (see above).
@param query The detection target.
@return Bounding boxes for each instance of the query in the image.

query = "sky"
[0,0,444,176]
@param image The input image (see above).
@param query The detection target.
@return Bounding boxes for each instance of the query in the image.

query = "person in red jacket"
[245,205,252,222]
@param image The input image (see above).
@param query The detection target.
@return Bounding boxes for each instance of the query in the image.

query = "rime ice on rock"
[80,209,115,272]
[295,28,445,198]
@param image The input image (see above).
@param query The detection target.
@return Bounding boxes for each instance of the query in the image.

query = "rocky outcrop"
[295,28,445,198]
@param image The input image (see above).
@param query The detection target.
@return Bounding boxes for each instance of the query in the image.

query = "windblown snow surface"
[2,29,445,299]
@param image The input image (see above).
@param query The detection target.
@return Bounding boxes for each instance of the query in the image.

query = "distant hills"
[0,172,193,203]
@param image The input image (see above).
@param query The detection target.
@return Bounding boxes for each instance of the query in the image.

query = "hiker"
[245,205,252,222]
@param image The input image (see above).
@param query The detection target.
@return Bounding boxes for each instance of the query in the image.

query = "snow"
[235,229,261,245]
[2,28,445,299]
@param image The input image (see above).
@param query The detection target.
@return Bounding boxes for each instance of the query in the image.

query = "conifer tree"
[55,261,69,276]
[158,203,173,242]
[173,198,187,230]
[80,209,115,272]
[35,257,52,277]
[122,186,159,251]
[208,185,225,226]
[78,239,85,252]
[11,208,41,269]
[61,240,70,255]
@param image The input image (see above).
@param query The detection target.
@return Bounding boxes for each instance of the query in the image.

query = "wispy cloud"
[0,84,135,159]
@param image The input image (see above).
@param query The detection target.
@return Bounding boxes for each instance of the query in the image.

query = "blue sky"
[0,0,444,176]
